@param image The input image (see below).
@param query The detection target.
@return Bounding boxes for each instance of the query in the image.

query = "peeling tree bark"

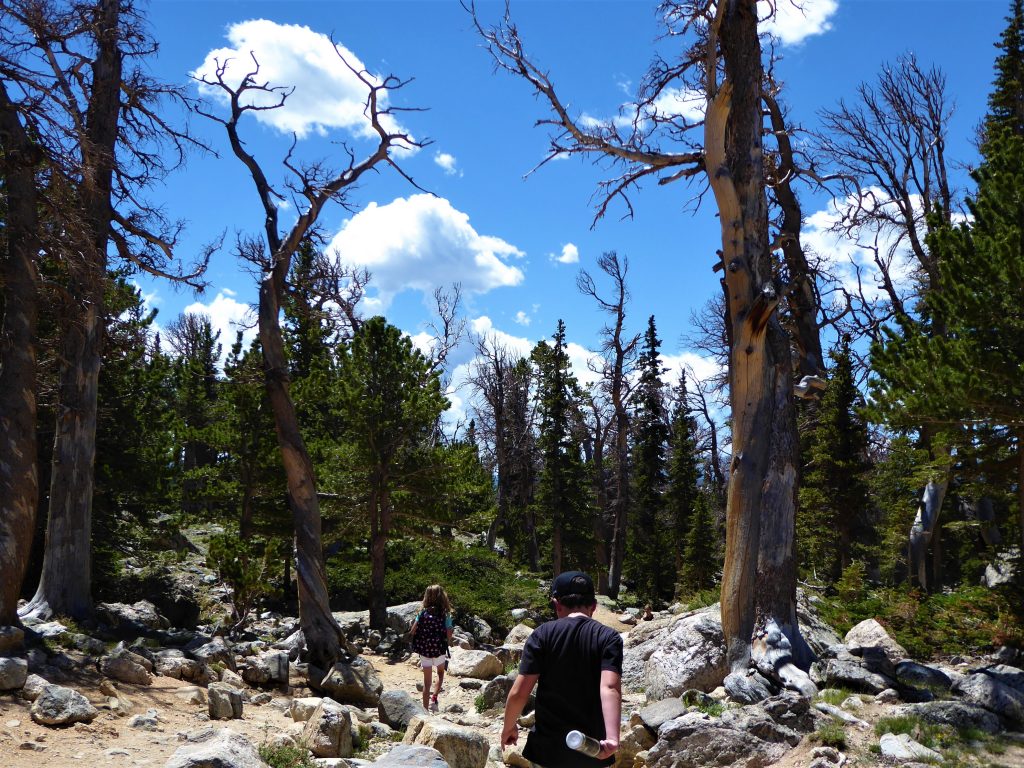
[0,82,41,626]
[707,0,813,690]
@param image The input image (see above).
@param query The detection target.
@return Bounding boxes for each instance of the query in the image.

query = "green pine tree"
[679,489,719,593]
[985,0,1024,142]
[797,337,872,583]
[627,316,673,604]
[531,320,594,574]
[666,371,702,595]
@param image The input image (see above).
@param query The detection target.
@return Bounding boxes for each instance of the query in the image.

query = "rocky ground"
[1,562,1023,768]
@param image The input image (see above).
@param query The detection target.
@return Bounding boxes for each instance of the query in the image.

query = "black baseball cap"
[551,571,595,599]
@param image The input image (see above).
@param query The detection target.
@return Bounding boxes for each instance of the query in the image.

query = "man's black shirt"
[520,614,623,768]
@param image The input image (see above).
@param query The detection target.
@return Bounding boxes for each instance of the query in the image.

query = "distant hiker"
[501,571,622,766]
[410,583,454,711]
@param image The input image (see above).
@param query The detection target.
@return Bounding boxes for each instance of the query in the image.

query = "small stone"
[6,719,21,728]
[19,741,45,751]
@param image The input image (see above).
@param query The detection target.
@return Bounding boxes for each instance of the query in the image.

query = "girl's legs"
[434,664,445,701]
[421,666,432,708]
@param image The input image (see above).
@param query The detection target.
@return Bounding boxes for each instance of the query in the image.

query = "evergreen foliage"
[986,0,1024,141]
[679,489,719,592]
[627,316,673,603]
[798,338,872,582]
[531,321,594,572]
[666,371,704,595]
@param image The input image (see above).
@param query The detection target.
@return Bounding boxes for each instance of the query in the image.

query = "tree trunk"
[607,416,630,597]
[23,0,122,622]
[909,479,948,591]
[0,84,41,625]
[708,0,813,691]
[260,274,345,671]
[1017,429,1024,567]
[368,481,391,631]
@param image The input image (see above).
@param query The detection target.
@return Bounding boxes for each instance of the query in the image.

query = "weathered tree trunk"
[909,478,948,591]
[260,273,345,670]
[0,83,41,626]
[708,0,813,692]
[23,0,122,622]
[1018,430,1024,563]
[607,413,630,597]
[368,481,391,631]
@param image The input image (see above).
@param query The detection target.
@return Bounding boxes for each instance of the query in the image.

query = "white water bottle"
[565,729,602,757]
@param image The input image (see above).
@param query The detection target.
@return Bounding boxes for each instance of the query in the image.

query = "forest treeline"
[2,0,1023,675]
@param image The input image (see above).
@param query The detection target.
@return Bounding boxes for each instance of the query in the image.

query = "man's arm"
[597,669,621,759]
[501,673,539,748]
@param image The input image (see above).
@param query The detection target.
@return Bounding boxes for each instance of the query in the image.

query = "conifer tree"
[985,0,1024,142]
[666,371,702,591]
[798,337,872,582]
[627,317,672,603]
[531,321,593,574]
[680,489,719,593]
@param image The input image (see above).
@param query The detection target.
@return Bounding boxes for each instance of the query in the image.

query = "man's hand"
[597,740,619,759]
[501,722,519,747]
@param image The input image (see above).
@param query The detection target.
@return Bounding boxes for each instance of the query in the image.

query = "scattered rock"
[208,682,244,720]
[96,600,169,631]
[895,660,951,692]
[378,689,427,730]
[187,637,236,671]
[879,732,943,762]
[952,671,1024,726]
[843,619,907,666]
[899,701,1003,735]
[301,700,353,758]
[30,684,99,726]
[623,606,727,700]
[127,709,161,730]
[447,648,503,680]
[646,711,789,768]
[810,658,895,694]
[724,670,775,704]
[404,715,490,768]
[99,645,153,686]
[632,697,687,734]
[164,727,268,768]
[374,744,450,767]
[0,626,26,655]
[0,656,29,691]
[290,697,324,722]
[317,657,384,706]
[479,674,514,710]
[504,624,534,645]
[20,673,50,701]
[875,688,901,704]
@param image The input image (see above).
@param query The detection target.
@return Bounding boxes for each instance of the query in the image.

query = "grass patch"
[813,719,848,750]
[817,688,855,707]
[474,694,487,714]
[258,744,316,768]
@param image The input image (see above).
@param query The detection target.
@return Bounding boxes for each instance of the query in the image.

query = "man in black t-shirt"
[501,571,622,768]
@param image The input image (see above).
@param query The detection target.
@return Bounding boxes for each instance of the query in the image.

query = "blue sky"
[137,0,1008,424]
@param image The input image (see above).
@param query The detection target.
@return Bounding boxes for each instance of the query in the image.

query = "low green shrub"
[817,688,855,707]
[258,744,316,768]
[813,720,847,749]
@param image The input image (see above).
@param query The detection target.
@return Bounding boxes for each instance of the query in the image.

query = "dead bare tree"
[815,54,958,591]
[3,0,208,623]
[577,252,640,597]
[471,0,816,690]
[194,48,425,673]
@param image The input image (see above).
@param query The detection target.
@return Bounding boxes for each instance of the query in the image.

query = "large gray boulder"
[404,715,489,768]
[317,657,384,706]
[96,600,169,631]
[878,732,942,762]
[0,656,28,690]
[0,626,25,655]
[632,697,688,734]
[30,684,99,726]
[379,689,428,730]
[895,660,952,693]
[208,682,244,720]
[289,696,324,722]
[953,671,1024,726]
[21,673,50,701]
[447,648,502,680]
[795,591,844,657]
[188,637,236,671]
[899,701,1003,734]
[164,728,268,768]
[843,619,907,666]
[810,658,895,694]
[504,624,534,645]
[374,744,450,767]
[479,674,514,710]
[100,644,154,686]
[633,608,727,699]
[301,700,353,758]
[646,711,789,768]
[155,649,201,681]
[241,651,289,686]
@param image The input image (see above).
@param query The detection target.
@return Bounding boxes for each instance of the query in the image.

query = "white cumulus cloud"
[328,194,525,308]
[192,19,413,146]
[552,242,580,264]
[514,310,531,326]
[760,0,839,46]
[434,151,458,175]
[180,289,256,360]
